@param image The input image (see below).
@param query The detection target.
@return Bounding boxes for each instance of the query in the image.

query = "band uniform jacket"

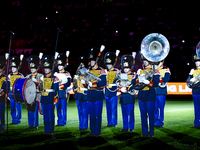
[130,66,160,101]
[119,71,136,104]
[155,66,171,95]
[40,73,59,104]
[87,66,107,101]
[105,68,119,97]
[188,67,200,95]
[54,70,71,99]
[74,75,87,101]
[0,73,10,103]
[8,72,24,99]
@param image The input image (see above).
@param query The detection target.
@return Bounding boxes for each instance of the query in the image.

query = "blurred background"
[0,0,199,81]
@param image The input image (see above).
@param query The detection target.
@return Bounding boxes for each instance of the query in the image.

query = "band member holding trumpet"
[0,55,10,133]
[104,50,120,128]
[118,53,137,132]
[25,53,44,130]
[73,55,89,131]
[8,55,24,124]
[40,55,59,135]
[54,52,71,126]
[81,46,107,137]
[187,47,200,129]
[154,60,171,128]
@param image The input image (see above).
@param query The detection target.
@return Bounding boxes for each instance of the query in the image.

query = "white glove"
[81,80,86,84]
[142,79,150,85]
[74,75,78,80]
[32,78,37,83]
[190,77,196,83]
[88,82,93,88]
[121,87,127,93]
[189,69,194,75]
[138,74,145,83]
[137,69,142,75]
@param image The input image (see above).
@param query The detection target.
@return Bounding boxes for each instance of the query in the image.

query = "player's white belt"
[44,89,54,92]
[107,84,117,87]
[79,88,88,91]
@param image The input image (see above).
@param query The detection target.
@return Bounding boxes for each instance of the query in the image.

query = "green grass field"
[0,97,200,150]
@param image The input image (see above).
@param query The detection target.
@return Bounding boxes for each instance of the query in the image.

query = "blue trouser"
[56,98,67,126]
[139,100,155,136]
[28,102,39,127]
[192,95,200,126]
[41,103,54,134]
[0,103,5,131]
[88,100,103,135]
[76,100,88,130]
[121,103,134,130]
[10,98,22,124]
[105,96,118,126]
[154,95,166,127]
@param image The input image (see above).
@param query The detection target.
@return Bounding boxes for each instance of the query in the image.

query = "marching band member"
[54,52,71,126]
[118,53,136,132]
[131,54,160,138]
[8,55,24,124]
[73,56,88,131]
[26,54,44,129]
[104,50,120,128]
[188,54,200,129]
[154,60,171,128]
[82,46,106,137]
[0,55,9,133]
[41,55,59,135]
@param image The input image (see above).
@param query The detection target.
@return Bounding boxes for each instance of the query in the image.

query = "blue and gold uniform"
[26,55,44,129]
[87,65,107,136]
[86,46,106,137]
[118,54,136,132]
[8,56,24,124]
[0,56,9,133]
[155,64,171,127]
[131,64,160,137]
[55,53,71,126]
[104,51,120,127]
[74,56,88,131]
[188,54,200,128]
[41,55,59,135]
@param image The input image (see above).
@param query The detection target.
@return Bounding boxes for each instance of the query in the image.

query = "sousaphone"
[135,33,170,90]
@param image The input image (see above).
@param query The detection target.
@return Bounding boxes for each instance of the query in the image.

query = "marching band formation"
[0,32,200,139]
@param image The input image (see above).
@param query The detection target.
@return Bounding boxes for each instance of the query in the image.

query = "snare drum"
[12,78,37,104]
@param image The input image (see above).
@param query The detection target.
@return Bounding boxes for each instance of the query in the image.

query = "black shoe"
[148,135,154,138]
[26,126,34,129]
[119,129,128,132]
[105,125,116,127]
[9,122,18,125]
[155,125,163,128]
[130,129,134,132]
[141,135,149,138]
[34,126,38,129]
[191,126,200,129]
[87,134,95,137]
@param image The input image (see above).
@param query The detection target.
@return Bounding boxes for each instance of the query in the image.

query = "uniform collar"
[108,67,114,71]
[92,65,98,70]
[13,71,19,75]
[45,73,52,78]
[32,72,37,76]
[59,69,65,73]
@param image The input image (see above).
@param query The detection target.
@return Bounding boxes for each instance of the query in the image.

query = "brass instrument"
[135,33,170,90]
